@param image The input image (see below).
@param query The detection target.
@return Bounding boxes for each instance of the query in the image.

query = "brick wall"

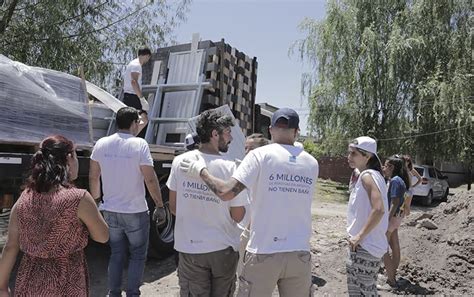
[318,156,352,184]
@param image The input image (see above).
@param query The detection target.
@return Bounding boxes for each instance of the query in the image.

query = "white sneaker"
[377,281,397,291]
[377,273,387,283]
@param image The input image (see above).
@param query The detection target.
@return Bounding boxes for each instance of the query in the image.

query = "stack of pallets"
[142,39,258,136]
[203,41,258,134]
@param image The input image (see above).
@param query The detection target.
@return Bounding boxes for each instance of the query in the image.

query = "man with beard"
[180,108,319,296]
[166,109,248,296]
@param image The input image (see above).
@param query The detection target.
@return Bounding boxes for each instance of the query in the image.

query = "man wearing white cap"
[346,136,389,296]
[180,107,319,296]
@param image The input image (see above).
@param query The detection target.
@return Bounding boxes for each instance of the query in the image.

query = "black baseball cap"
[271,108,299,129]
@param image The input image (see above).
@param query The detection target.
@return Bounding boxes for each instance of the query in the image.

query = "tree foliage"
[295,0,472,163]
[0,0,190,90]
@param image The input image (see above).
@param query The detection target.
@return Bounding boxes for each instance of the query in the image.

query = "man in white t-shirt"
[180,108,319,296]
[122,47,152,136]
[89,107,166,297]
[166,109,248,296]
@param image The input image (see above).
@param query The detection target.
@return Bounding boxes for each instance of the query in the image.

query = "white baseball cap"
[349,136,381,164]
[184,132,200,150]
[185,133,196,146]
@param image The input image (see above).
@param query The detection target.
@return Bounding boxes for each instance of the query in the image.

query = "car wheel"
[422,190,433,206]
[147,185,175,259]
[440,188,449,202]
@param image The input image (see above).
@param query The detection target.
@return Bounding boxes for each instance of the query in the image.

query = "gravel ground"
[2,187,472,296]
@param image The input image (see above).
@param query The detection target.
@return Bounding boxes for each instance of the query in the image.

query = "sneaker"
[377,273,387,283]
[377,280,398,291]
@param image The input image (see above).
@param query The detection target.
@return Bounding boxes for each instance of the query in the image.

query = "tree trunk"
[0,0,20,35]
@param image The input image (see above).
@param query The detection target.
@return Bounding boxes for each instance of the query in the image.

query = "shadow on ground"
[312,275,327,287]
[393,277,435,295]
[87,241,177,297]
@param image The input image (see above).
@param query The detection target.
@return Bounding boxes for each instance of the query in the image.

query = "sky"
[175,0,327,135]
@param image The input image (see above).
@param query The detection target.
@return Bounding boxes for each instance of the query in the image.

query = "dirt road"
[85,196,394,296]
[2,186,471,296]
[86,187,472,296]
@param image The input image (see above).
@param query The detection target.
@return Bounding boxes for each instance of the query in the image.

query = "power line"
[298,96,473,112]
[32,3,151,42]
[377,124,471,141]
[292,98,473,114]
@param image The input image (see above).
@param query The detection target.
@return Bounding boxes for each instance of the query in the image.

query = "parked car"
[412,165,449,206]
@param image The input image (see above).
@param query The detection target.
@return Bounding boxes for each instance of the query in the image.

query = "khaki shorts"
[237,228,250,276]
[237,251,313,297]
[178,247,239,297]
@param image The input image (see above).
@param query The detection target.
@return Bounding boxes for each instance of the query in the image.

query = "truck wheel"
[147,185,175,259]
[441,188,449,202]
[422,190,433,206]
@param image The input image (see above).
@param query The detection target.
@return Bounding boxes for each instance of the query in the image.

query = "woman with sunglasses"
[380,155,410,289]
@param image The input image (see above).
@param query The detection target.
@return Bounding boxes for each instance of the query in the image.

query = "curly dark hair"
[246,133,270,146]
[196,110,234,143]
[24,135,75,193]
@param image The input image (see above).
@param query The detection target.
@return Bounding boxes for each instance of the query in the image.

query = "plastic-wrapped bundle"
[0,55,92,147]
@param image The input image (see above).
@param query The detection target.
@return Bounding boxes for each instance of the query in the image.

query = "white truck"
[0,38,271,258]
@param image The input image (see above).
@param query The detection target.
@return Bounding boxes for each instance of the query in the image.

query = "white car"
[412,165,449,206]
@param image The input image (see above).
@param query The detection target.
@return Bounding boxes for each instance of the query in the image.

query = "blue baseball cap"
[271,108,299,129]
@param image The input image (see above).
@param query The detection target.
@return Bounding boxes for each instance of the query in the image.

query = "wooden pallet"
[148,144,179,161]
[202,41,258,135]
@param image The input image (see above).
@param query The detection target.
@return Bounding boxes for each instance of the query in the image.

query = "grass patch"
[315,179,348,204]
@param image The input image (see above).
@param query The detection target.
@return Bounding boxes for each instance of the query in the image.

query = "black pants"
[123,93,147,138]
[123,93,142,111]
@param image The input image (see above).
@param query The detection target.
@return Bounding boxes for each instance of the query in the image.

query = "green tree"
[294,0,472,163]
[0,0,190,89]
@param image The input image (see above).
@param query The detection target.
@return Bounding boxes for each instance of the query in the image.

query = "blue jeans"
[103,211,150,297]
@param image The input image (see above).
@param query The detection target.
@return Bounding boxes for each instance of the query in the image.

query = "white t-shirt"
[347,169,389,258]
[91,133,153,213]
[232,143,319,254]
[123,58,142,95]
[166,150,249,254]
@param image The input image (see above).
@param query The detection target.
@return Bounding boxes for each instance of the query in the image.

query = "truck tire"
[147,185,175,259]
[422,190,433,206]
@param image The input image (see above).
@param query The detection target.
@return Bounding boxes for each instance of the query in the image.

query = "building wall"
[318,156,353,184]
[437,161,472,188]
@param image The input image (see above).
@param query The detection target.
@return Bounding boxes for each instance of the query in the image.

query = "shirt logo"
[289,156,297,163]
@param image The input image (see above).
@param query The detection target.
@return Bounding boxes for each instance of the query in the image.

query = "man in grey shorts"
[166,110,248,296]
[180,108,319,296]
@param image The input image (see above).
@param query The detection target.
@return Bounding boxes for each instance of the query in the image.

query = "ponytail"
[24,135,74,193]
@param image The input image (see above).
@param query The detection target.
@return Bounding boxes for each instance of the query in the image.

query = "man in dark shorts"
[122,47,152,136]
